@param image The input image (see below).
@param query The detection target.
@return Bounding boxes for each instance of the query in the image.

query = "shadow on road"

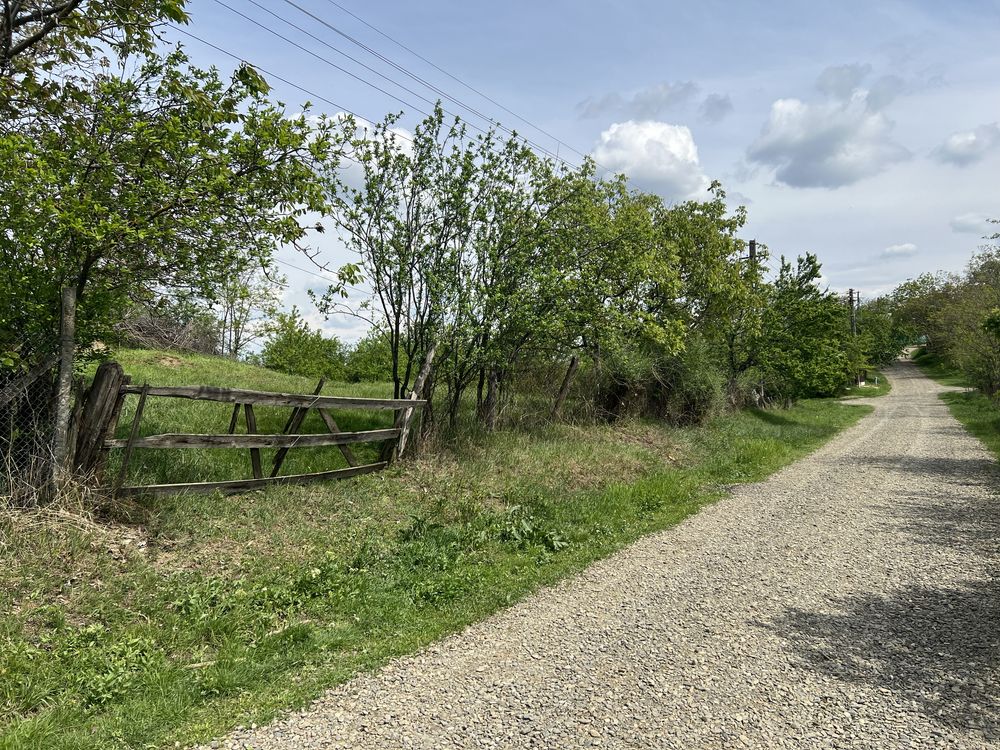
[765,448,1000,737]
[767,579,999,736]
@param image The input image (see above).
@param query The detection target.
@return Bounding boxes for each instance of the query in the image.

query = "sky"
[163,0,1000,341]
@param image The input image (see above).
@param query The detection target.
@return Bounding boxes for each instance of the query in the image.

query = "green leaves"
[1,46,338,360]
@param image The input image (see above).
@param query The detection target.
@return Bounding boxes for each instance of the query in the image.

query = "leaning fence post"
[116,384,149,490]
[387,343,436,463]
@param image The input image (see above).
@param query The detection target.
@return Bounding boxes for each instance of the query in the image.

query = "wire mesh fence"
[1,344,60,505]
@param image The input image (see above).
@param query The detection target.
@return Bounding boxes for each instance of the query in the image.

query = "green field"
[1,350,872,749]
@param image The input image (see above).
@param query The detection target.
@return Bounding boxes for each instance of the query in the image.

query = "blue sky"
[165,0,1000,340]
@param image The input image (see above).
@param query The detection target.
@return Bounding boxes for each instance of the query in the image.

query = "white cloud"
[881,242,918,258]
[592,120,710,201]
[950,212,995,235]
[699,93,733,123]
[933,123,1000,166]
[747,88,910,188]
[577,81,698,119]
[816,63,872,100]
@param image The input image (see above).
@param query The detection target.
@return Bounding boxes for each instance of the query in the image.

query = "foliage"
[0,0,188,83]
[755,254,860,401]
[1,348,870,747]
[344,330,400,383]
[0,47,334,371]
[260,308,346,383]
[894,245,1000,397]
[216,263,286,359]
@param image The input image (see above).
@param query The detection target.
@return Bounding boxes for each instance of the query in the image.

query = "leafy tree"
[344,329,399,383]
[0,49,335,369]
[756,254,856,401]
[260,308,345,381]
[216,263,285,359]
[857,296,907,367]
[0,0,187,77]
[322,106,463,400]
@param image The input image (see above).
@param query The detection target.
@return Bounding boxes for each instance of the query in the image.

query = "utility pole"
[748,239,757,263]
[848,288,857,336]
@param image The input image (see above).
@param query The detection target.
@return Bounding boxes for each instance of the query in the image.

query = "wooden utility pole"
[748,239,757,263]
[848,289,858,335]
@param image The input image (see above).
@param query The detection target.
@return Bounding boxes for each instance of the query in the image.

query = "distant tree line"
[890,239,1000,396]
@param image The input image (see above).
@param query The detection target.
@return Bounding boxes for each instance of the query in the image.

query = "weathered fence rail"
[119,384,426,411]
[105,428,401,450]
[73,363,429,498]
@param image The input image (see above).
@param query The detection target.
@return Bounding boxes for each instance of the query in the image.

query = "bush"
[344,331,399,383]
[260,308,345,381]
[650,335,727,425]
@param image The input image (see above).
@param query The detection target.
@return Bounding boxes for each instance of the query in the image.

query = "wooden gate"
[75,363,426,497]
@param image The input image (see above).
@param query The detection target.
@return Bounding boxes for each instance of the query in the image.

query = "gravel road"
[207,360,999,749]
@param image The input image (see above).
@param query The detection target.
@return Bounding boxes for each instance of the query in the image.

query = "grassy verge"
[938,391,1000,460]
[910,347,1000,460]
[1,352,872,750]
[911,347,968,387]
[842,368,891,399]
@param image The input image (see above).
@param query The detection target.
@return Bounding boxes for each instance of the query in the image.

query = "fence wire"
[1,344,59,504]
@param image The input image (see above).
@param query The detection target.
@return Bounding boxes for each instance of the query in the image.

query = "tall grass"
[1,349,872,749]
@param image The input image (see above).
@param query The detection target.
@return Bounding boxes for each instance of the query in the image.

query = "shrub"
[260,308,345,381]
[344,331,399,383]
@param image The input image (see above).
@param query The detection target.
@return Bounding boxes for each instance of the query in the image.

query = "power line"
[203,0,574,168]
[172,25,415,144]
[274,258,367,296]
[241,0,442,113]
[276,0,575,167]
[209,0,435,121]
[321,0,592,163]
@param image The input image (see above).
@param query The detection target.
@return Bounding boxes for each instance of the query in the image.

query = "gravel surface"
[205,360,999,749]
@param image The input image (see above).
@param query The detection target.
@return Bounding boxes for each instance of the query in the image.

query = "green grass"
[911,347,968,387]
[909,347,1000,460]
[841,368,891,399]
[939,391,1000,461]
[1,350,872,750]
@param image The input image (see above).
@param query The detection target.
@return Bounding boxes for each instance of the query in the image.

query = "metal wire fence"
[1,344,59,505]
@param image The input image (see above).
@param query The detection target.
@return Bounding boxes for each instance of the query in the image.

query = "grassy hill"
[2,349,875,749]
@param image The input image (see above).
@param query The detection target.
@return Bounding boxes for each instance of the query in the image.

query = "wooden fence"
[75,361,427,498]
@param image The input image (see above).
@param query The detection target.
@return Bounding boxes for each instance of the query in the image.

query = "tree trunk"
[51,286,77,489]
[551,355,579,419]
[482,366,500,431]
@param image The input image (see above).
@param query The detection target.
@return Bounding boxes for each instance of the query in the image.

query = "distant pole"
[748,239,757,263]
[848,288,857,335]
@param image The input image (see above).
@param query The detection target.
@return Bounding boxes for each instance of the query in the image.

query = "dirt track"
[208,360,1000,749]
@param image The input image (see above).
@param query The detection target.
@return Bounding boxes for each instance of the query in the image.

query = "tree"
[0,49,336,369]
[322,106,464,400]
[756,254,856,401]
[260,308,346,381]
[216,263,285,359]
[0,0,187,76]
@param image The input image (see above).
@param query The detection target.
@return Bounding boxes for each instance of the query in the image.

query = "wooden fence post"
[75,362,129,477]
[116,383,149,489]
[271,378,325,477]
[386,343,436,463]
[244,403,263,480]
